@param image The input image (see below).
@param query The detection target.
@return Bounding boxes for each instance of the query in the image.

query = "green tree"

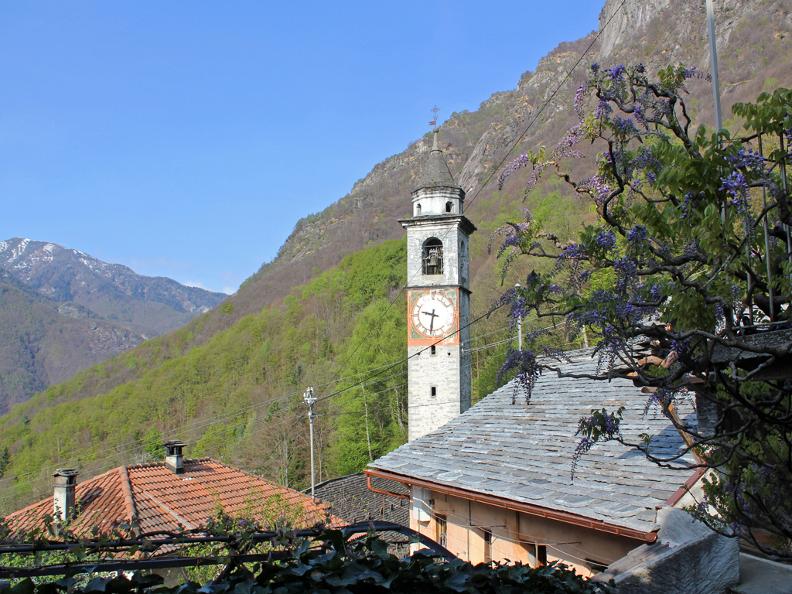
[495,64,792,556]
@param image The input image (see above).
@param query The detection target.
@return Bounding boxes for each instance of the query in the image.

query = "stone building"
[400,129,475,441]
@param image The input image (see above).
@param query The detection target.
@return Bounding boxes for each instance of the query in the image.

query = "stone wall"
[592,507,740,593]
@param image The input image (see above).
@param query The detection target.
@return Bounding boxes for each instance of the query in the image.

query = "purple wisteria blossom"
[594,99,612,119]
[555,124,584,159]
[627,225,647,243]
[633,103,646,127]
[574,85,586,117]
[580,175,612,205]
[498,348,541,405]
[720,170,749,210]
[558,243,586,261]
[595,229,616,250]
[497,153,530,189]
[612,116,637,136]
[608,64,626,81]
[728,147,764,171]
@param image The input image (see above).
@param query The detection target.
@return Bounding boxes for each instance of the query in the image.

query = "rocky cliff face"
[0,238,227,411]
[7,0,791,412]
[227,0,790,318]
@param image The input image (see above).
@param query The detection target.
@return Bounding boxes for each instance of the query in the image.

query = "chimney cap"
[164,440,186,453]
[53,468,79,478]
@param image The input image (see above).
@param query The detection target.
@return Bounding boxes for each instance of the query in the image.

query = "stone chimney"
[164,440,185,474]
[53,468,78,522]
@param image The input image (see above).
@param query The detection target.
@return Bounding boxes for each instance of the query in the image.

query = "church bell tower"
[401,130,475,441]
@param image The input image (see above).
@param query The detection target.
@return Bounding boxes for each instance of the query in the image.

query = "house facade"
[366,351,703,576]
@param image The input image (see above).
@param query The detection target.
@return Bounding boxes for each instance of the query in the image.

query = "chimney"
[164,440,185,474]
[53,468,78,522]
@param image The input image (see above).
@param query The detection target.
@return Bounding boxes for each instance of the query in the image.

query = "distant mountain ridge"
[1,0,790,512]
[0,238,226,411]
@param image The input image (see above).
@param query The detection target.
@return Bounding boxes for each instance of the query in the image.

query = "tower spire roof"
[414,129,457,191]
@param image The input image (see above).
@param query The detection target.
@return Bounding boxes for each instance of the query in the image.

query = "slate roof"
[4,459,340,537]
[368,349,699,535]
[414,131,458,191]
[311,473,409,526]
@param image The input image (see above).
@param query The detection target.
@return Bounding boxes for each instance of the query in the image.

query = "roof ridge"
[118,465,139,530]
[3,465,123,522]
[125,457,213,471]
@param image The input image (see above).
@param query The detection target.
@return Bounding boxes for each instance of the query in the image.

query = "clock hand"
[422,308,439,333]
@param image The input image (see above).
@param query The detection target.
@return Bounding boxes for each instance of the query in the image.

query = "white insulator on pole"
[303,387,317,500]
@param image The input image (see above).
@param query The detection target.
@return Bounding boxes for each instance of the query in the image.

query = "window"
[536,544,547,567]
[436,514,447,547]
[430,386,437,397]
[430,345,436,355]
[483,530,492,563]
[445,201,453,213]
[422,238,443,275]
[416,203,422,215]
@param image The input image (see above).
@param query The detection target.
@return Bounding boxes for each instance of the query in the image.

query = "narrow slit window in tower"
[430,345,436,355]
[422,237,443,275]
[445,201,453,213]
[430,386,437,397]
[416,203,422,215]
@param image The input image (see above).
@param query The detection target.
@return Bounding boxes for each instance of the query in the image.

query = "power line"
[325,0,628,397]
[464,0,628,210]
[316,301,506,404]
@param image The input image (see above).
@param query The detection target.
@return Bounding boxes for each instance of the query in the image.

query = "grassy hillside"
[3,0,791,514]
[0,182,589,514]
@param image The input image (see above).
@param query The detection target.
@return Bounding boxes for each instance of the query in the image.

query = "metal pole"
[779,132,792,267]
[303,387,317,500]
[515,283,523,350]
[706,0,723,132]
[758,135,775,321]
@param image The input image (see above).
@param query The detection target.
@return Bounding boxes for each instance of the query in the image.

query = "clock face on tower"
[408,288,459,345]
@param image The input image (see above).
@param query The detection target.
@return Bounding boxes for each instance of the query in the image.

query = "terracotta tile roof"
[3,459,341,538]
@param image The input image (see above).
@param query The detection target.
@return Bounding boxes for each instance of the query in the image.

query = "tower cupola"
[412,130,465,218]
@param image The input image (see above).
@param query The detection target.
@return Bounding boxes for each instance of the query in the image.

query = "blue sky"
[0,1,602,294]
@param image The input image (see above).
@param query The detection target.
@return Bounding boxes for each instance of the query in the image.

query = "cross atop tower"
[428,105,440,131]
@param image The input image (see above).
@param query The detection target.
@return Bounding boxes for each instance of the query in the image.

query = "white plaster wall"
[412,187,464,217]
[404,209,473,441]
[408,344,466,440]
[406,222,465,287]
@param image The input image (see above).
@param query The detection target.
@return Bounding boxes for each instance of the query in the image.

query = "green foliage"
[0,449,8,480]
[0,532,608,594]
[141,429,163,461]
[495,64,792,556]
[0,240,412,513]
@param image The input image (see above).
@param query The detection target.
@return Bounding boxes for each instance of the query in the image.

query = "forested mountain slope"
[0,239,226,411]
[1,0,790,514]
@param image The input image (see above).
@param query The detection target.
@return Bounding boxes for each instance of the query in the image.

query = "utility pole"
[515,283,523,350]
[363,391,373,462]
[705,0,723,132]
[303,386,317,501]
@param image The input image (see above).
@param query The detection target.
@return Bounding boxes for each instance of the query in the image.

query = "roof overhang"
[364,467,658,544]
[398,215,476,235]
